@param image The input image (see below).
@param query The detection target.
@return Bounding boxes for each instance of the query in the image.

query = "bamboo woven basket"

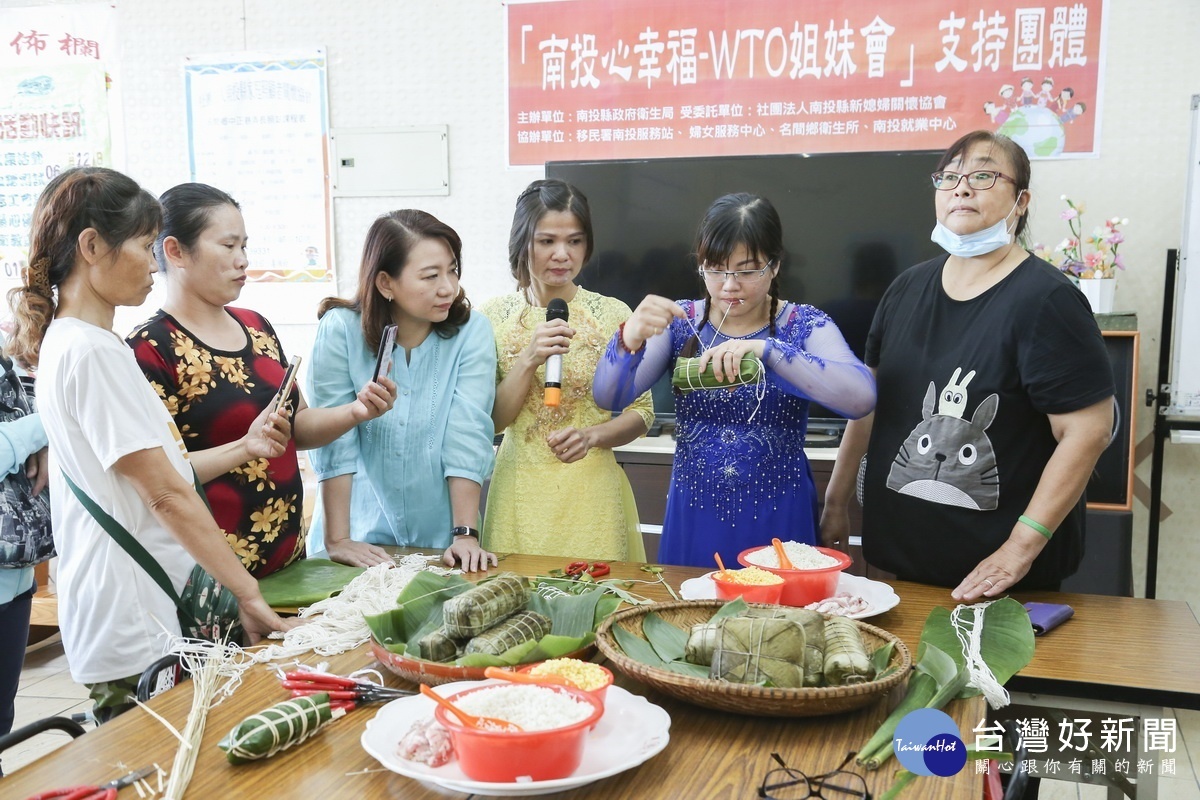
[595,599,911,717]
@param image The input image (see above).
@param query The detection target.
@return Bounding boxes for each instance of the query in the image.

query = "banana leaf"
[257,558,365,608]
[643,612,689,662]
[858,644,969,770]
[858,599,1035,771]
[612,624,666,668]
[528,586,604,637]
[916,598,1035,698]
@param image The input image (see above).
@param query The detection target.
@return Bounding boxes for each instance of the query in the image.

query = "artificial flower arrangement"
[1033,195,1129,279]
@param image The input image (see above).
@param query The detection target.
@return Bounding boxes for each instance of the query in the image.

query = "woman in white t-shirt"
[5,167,297,721]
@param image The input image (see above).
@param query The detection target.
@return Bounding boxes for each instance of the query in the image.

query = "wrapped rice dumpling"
[418,628,466,662]
[711,617,806,688]
[743,607,826,686]
[464,610,552,656]
[442,572,529,638]
[685,622,721,666]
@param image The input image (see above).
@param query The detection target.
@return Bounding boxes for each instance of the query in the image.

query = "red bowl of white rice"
[432,682,604,782]
[737,543,852,606]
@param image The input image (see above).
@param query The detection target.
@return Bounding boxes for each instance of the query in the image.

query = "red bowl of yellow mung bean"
[711,566,785,604]
[517,658,614,709]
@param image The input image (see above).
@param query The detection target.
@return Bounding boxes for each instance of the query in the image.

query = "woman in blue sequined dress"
[593,193,876,568]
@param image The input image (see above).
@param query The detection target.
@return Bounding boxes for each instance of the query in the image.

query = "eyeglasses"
[758,752,872,800]
[698,261,774,282]
[930,170,1016,191]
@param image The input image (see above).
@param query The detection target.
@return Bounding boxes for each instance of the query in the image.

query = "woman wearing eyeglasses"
[593,193,875,568]
[821,131,1114,604]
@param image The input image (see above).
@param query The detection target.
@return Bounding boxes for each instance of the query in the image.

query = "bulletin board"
[184,49,334,323]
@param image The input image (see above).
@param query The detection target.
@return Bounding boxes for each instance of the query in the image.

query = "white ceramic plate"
[361,680,671,796]
[678,571,900,619]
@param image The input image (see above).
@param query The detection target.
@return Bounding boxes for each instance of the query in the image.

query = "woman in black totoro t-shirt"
[821,130,1115,602]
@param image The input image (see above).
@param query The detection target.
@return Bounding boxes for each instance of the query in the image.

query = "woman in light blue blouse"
[0,355,49,762]
[307,210,498,572]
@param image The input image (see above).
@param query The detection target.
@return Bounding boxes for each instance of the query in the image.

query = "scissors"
[26,766,156,800]
[279,670,414,711]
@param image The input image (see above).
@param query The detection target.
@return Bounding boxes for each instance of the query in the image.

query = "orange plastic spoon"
[772,538,795,570]
[419,683,522,731]
[484,666,574,688]
[714,552,731,578]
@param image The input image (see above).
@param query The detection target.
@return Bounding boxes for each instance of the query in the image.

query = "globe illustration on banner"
[998,105,1067,157]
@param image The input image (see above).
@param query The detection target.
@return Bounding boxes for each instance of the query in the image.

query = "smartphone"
[273,356,302,415]
[373,324,398,383]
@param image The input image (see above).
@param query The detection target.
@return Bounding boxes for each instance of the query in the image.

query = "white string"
[248,554,454,663]
[746,357,767,422]
[950,601,1010,710]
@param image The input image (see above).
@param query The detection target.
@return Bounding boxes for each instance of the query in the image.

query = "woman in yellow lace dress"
[481,180,653,561]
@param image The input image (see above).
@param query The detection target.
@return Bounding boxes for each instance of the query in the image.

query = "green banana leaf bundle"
[218,692,340,764]
[671,354,762,392]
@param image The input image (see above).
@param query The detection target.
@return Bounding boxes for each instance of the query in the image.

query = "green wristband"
[1018,514,1054,540]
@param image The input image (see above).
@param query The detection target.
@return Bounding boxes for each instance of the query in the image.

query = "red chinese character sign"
[506,0,1105,166]
[0,3,117,300]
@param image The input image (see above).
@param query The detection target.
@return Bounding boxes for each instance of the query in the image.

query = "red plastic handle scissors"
[25,766,155,800]
[280,670,413,711]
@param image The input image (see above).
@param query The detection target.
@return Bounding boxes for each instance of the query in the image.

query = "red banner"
[506,0,1105,165]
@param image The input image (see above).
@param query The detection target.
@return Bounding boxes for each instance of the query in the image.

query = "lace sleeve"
[762,309,876,419]
[592,326,674,411]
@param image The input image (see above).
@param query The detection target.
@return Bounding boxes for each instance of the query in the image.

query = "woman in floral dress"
[128,184,394,577]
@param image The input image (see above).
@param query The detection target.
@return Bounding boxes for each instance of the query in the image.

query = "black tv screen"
[548,150,944,430]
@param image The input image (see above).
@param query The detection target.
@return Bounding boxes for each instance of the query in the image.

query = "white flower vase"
[1077,277,1116,314]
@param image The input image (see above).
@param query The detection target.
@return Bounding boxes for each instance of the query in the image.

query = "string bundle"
[950,601,1010,709]
[249,554,453,663]
[136,637,257,799]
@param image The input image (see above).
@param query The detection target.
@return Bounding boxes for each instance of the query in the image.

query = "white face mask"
[931,198,1023,258]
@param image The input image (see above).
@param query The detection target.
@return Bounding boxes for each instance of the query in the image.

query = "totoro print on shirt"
[886,367,1000,511]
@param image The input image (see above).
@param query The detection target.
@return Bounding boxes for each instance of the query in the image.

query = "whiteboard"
[1168,94,1200,418]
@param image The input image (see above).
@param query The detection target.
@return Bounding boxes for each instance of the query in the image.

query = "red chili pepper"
[588,562,610,578]
[565,560,589,577]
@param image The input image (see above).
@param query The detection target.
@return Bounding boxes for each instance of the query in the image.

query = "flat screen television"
[548,150,945,437]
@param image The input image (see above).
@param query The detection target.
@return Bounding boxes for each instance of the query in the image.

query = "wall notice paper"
[507,0,1105,166]
[0,2,118,302]
[185,50,333,320]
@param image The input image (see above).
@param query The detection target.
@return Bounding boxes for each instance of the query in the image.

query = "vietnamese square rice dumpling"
[743,606,826,686]
[711,616,806,688]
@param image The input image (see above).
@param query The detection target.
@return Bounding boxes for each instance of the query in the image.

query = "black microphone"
[544,298,569,407]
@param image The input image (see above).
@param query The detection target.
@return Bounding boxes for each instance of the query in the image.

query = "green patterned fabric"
[86,673,141,723]
[178,565,243,643]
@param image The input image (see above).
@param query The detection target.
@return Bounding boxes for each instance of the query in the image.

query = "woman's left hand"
[546,426,595,464]
[952,538,1038,601]
[352,375,398,422]
[695,338,766,383]
[244,404,292,459]
[443,536,499,573]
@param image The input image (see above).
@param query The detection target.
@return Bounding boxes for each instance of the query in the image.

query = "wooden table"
[9,552,1197,799]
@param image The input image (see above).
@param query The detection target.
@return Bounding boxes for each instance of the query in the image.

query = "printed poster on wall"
[184,49,333,322]
[506,0,1105,166]
[0,2,118,304]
